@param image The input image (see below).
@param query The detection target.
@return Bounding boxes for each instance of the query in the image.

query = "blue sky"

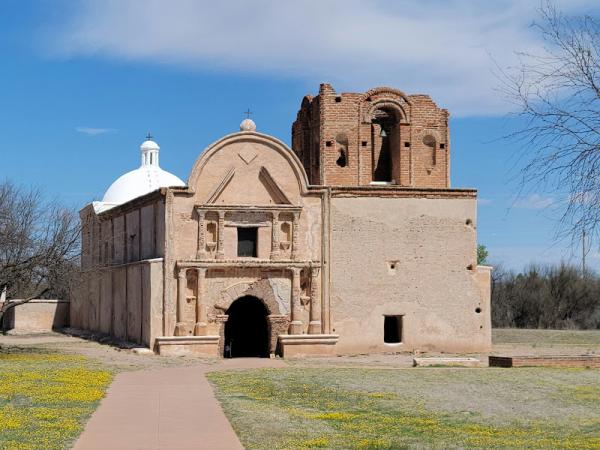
[1,0,599,271]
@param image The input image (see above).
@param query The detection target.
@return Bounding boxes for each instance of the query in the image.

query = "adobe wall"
[72,193,167,348]
[329,195,491,353]
[1,300,69,333]
[70,259,163,348]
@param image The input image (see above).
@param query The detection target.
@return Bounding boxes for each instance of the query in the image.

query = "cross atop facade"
[146,132,153,140]
[244,109,252,119]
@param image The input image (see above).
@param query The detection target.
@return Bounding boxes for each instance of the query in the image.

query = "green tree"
[477,244,489,265]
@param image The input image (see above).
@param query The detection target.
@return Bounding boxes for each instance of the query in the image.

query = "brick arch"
[360,87,412,124]
[216,279,284,315]
[363,100,409,125]
[361,86,412,104]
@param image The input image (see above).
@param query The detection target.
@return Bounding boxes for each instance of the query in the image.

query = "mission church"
[72,84,492,357]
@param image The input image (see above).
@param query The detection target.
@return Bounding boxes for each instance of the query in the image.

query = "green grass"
[208,367,600,449]
[0,348,112,450]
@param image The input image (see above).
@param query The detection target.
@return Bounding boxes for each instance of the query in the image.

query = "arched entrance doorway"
[224,296,269,358]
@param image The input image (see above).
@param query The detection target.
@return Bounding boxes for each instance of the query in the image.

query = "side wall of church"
[71,195,166,348]
[328,195,491,353]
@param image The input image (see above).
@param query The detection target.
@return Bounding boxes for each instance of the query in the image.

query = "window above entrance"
[237,227,258,257]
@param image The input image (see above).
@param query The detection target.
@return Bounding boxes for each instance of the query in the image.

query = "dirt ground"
[0,328,598,371]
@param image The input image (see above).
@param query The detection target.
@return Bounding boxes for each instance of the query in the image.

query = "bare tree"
[500,2,600,247]
[0,181,80,328]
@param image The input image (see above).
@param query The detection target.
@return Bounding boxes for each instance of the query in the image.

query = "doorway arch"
[224,296,270,358]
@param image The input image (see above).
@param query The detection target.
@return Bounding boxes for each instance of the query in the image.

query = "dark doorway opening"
[384,315,403,343]
[224,295,269,358]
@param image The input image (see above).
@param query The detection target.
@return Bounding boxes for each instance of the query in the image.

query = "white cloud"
[45,0,597,116]
[75,127,116,136]
[478,198,493,206]
[514,193,555,210]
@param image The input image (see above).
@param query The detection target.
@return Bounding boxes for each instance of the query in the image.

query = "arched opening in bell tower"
[371,107,400,183]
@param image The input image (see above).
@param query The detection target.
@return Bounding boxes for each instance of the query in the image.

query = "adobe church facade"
[72,84,492,357]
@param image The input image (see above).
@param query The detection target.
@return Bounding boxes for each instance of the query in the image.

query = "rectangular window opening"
[237,227,258,257]
[384,315,403,344]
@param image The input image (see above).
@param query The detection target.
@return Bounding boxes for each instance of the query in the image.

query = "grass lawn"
[493,328,600,346]
[0,348,112,450]
[208,366,600,449]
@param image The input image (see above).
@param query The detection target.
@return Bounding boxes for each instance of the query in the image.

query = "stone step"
[413,357,481,367]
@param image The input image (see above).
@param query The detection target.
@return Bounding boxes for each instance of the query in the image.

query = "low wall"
[1,299,70,333]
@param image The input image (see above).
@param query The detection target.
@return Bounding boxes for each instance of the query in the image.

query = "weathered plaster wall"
[73,194,167,348]
[1,300,69,333]
[71,259,164,348]
[329,196,491,353]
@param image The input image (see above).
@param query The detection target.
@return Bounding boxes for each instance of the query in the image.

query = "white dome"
[141,139,160,150]
[102,166,185,204]
[100,136,185,207]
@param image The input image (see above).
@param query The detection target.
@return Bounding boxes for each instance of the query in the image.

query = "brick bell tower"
[291,83,450,188]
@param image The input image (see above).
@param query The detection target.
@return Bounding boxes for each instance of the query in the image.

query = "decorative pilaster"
[194,268,208,336]
[291,212,300,260]
[216,211,225,260]
[174,269,187,336]
[308,267,322,334]
[289,267,303,334]
[196,208,206,259]
[270,211,280,260]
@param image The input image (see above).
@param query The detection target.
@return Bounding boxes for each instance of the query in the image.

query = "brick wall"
[292,84,450,188]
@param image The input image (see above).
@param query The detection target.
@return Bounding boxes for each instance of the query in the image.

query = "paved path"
[74,359,285,450]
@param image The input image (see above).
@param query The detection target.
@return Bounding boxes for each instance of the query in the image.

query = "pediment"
[206,166,292,205]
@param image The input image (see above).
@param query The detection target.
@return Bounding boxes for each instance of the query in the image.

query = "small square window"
[361,141,368,147]
[384,315,403,343]
[326,141,333,147]
[440,143,446,149]
[237,227,258,257]
[404,142,410,148]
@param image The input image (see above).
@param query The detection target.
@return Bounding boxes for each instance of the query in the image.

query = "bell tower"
[291,83,451,188]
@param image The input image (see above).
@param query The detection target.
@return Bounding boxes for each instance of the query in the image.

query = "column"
[194,268,208,336]
[270,211,279,260]
[308,267,322,334]
[291,211,300,260]
[216,211,225,260]
[196,209,206,259]
[174,268,187,336]
[289,267,303,334]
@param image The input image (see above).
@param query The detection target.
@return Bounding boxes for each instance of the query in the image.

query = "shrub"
[492,263,600,329]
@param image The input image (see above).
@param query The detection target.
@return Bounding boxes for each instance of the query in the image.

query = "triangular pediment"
[207,165,292,205]
[205,167,235,204]
[258,166,291,205]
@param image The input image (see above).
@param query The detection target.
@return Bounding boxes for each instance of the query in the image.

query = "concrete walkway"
[74,359,285,450]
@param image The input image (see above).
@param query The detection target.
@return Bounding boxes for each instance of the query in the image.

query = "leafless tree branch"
[499,1,600,250]
[0,181,80,329]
